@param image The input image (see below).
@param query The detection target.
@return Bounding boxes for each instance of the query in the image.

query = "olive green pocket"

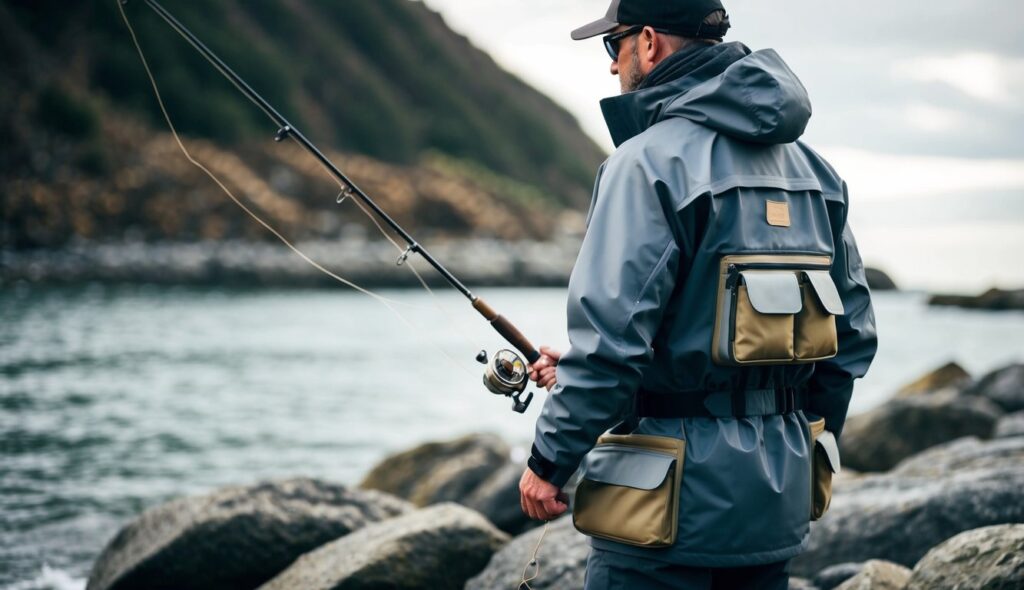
[712,254,843,366]
[573,433,685,547]
[808,417,840,521]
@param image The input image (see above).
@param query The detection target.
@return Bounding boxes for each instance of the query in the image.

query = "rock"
[839,390,1003,472]
[463,462,536,536]
[259,503,508,590]
[86,478,411,590]
[466,515,589,590]
[789,577,820,590]
[894,361,972,398]
[995,411,1024,438]
[906,524,1024,590]
[359,433,509,507]
[929,288,1024,311]
[813,562,864,590]
[891,436,1024,477]
[964,363,1024,413]
[834,560,910,590]
[791,466,1024,576]
[864,267,898,291]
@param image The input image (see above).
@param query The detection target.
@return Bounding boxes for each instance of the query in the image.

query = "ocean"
[2,284,1022,589]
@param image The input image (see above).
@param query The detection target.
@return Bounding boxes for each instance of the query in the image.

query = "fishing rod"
[120,0,540,413]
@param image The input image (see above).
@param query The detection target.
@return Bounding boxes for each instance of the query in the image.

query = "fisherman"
[519,0,878,588]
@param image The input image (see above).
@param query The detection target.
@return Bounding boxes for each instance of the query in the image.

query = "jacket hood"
[600,42,812,147]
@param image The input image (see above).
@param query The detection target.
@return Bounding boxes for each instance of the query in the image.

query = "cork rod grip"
[472,297,541,363]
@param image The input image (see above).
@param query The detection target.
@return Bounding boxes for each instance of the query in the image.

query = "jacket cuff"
[528,444,578,488]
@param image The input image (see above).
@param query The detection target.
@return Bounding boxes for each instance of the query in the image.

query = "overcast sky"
[421,0,1024,292]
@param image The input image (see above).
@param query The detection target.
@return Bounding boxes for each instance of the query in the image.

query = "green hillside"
[0,0,605,249]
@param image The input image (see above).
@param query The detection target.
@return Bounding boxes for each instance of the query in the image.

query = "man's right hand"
[528,346,561,391]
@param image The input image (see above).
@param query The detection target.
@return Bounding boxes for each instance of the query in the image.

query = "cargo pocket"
[573,434,685,547]
[808,417,840,520]
[795,271,844,361]
[712,254,841,366]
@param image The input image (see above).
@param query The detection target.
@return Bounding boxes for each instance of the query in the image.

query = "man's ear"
[639,26,660,70]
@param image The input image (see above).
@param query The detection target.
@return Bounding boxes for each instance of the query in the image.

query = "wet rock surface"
[791,464,1024,576]
[839,390,1002,472]
[833,560,910,590]
[893,361,972,398]
[812,562,863,590]
[890,436,1024,477]
[466,515,589,590]
[86,478,411,590]
[964,363,1024,413]
[906,524,1024,590]
[259,503,507,590]
[359,433,509,507]
[995,411,1024,439]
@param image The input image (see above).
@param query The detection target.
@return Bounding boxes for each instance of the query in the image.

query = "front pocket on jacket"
[808,417,840,520]
[573,434,685,547]
[712,254,844,366]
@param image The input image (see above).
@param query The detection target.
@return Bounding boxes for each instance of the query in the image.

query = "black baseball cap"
[571,0,730,41]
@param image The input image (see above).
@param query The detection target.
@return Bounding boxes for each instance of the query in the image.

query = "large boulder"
[839,390,1003,472]
[466,515,589,590]
[964,363,1024,413]
[359,433,509,507]
[906,524,1024,590]
[833,560,910,590]
[995,411,1024,439]
[87,478,411,590]
[894,361,971,398]
[891,436,1024,477]
[791,465,1024,576]
[259,503,508,590]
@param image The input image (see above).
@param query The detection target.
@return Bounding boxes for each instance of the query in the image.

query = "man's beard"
[622,43,647,93]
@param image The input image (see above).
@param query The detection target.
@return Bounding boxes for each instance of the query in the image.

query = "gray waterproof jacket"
[531,42,877,567]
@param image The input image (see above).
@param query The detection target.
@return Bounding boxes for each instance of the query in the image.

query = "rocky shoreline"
[85,362,1024,589]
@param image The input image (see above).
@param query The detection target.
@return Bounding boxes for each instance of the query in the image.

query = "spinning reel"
[477,349,534,413]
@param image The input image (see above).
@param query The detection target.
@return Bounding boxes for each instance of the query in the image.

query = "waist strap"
[637,386,807,419]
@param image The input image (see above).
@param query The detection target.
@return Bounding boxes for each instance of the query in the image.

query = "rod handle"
[472,298,541,364]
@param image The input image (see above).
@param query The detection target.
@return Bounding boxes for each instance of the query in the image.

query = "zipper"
[725,261,832,288]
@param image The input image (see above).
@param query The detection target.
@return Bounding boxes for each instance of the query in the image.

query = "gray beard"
[622,44,647,93]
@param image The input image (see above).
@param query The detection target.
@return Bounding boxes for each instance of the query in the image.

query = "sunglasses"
[603,25,677,61]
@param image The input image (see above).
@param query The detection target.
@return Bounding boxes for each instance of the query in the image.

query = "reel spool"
[478,349,534,413]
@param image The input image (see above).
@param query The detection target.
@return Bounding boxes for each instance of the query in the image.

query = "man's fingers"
[539,346,562,361]
[542,497,567,519]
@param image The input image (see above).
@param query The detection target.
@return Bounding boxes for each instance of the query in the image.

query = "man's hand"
[528,346,561,391]
[519,467,569,521]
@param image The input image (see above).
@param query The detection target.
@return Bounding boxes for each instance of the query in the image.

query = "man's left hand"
[519,467,568,521]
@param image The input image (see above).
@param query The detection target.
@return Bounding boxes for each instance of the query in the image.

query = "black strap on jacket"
[636,384,807,419]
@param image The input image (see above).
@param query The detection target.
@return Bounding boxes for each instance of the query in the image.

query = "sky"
[421,0,1024,293]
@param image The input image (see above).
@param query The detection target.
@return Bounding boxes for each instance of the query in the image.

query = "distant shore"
[0,238,581,289]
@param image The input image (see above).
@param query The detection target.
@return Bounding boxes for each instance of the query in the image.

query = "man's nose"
[610,60,619,75]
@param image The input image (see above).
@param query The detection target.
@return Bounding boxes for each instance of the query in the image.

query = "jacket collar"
[600,42,749,147]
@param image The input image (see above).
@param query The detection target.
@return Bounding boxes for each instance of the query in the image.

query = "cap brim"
[570,17,618,40]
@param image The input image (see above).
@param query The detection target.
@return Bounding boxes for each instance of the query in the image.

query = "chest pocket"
[711,254,844,366]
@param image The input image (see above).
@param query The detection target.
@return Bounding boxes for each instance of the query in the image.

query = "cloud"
[891,52,1023,104]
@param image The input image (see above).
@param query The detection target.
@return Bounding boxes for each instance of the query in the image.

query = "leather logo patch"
[766,200,791,227]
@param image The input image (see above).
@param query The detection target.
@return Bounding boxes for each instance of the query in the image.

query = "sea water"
[2,285,1022,588]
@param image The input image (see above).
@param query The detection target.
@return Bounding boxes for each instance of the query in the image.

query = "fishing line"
[117,1,480,377]
[518,521,550,590]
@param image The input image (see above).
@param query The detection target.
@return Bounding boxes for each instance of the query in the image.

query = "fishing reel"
[476,349,534,414]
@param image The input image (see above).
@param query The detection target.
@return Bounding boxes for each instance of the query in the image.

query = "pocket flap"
[804,270,845,315]
[815,430,841,473]
[740,271,802,314]
[581,446,675,490]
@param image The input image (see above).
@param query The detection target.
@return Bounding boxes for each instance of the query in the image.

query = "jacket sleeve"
[807,182,878,438]
[529,156,681,487]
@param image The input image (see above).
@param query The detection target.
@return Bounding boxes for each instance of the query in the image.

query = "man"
[518,0,878,588]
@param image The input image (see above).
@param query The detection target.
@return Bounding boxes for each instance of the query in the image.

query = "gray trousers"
[584,548,790,590]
